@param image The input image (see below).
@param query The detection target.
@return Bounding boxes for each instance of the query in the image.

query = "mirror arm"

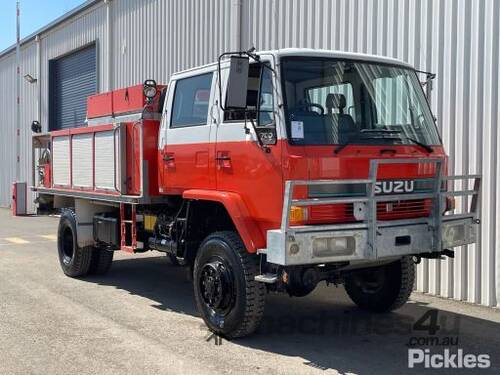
[246,116,265,149]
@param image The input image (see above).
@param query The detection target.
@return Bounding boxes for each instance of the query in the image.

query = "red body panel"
[160,142,214,193]
[214,140,283,248]
[87,84,167,119]
[113,84,166,116]
[125,119,160,196]
[113,85,148,115]
[87,91,113,119]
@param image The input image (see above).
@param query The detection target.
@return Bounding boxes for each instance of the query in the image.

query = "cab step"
[255,273,278,284]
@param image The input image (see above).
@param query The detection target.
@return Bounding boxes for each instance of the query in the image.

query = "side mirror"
[225,56,249,109]
[418,71,436,101]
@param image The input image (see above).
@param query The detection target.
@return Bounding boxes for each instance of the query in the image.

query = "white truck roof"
[264,48,414,69]
[172,48,414,78]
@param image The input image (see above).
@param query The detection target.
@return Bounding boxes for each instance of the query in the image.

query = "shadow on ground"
[85,255,500,375]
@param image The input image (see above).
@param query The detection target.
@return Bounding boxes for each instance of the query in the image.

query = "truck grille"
[308,199,432,224]
[377,199,432,220]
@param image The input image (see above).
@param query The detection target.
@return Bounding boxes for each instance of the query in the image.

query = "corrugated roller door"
[49,44,96,130]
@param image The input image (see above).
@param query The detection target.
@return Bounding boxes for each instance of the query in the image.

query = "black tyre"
[344,256,415,312]
[57,209,92,277]
[88,247,114,275]
[193,231,266,339]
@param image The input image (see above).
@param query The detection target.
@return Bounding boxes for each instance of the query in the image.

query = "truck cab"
[35,49,480,339]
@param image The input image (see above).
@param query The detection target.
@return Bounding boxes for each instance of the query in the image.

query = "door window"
[171,73,213,128]
[257,67,275,126]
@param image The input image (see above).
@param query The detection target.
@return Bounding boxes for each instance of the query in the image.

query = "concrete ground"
[0,208,499,375]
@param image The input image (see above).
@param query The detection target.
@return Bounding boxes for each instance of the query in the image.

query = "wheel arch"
[183,189,265,253]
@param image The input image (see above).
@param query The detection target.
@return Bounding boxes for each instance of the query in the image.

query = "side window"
[171,73,213,128]
[257,67,274,126]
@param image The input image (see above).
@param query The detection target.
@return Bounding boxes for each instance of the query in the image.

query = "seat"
[325,93,357,144]
[289,99,330,144]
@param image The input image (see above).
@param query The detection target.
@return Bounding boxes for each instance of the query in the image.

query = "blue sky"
[0,0,85,52]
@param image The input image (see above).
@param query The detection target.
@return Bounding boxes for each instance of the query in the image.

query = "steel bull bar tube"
[260,158,481,266]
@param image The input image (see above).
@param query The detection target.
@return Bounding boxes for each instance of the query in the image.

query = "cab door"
[215,62,283,239]
[159,71,216,194]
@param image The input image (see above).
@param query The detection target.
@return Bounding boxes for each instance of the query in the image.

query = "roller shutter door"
[49,44,97,130]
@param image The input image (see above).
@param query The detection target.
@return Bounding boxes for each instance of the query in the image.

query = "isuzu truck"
[32,49,480,338]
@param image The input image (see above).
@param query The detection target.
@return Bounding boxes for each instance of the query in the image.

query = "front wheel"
[344,256,415,312]
[193,231,266,339]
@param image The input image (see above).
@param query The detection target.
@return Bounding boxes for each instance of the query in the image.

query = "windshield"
[280,57,441,146]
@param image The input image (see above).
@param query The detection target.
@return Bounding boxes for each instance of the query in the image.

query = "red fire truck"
[32,49,480,338]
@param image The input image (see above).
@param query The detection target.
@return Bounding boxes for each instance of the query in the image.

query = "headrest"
[326,93,346,110]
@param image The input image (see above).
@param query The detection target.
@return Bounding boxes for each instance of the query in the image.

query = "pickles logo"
[408,349,490,369]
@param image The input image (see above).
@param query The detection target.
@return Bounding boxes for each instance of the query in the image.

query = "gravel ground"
[0,208,499,375]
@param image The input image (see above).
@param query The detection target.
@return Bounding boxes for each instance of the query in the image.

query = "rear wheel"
[344,256,415,312]
[88,247,114,275]
[193,231,266,339]
[57,209,92,277]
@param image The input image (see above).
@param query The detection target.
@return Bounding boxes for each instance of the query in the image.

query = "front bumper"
[259,158,481,266]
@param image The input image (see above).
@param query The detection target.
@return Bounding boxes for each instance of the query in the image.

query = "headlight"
[312,236,355,257]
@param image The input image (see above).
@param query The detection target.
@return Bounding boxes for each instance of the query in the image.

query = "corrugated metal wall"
[111,0,235,88]
[240,0,499,308]
[0,52,16,209]
[0,0,497,307]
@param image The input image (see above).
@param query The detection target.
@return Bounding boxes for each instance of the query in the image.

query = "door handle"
[163,154,175,162]
[216,152,231,169]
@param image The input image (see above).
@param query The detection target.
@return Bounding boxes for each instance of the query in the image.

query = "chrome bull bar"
[260,158,481,266]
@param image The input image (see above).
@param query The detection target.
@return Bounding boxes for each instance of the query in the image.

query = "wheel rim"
[61,227,74,264]
[199,259,234,315]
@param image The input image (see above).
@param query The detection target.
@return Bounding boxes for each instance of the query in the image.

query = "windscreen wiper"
[361,129,433,153]
[334,130,433,154]
[403,137,434,153]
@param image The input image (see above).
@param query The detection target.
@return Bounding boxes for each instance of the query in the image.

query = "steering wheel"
[290,103,325,115]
